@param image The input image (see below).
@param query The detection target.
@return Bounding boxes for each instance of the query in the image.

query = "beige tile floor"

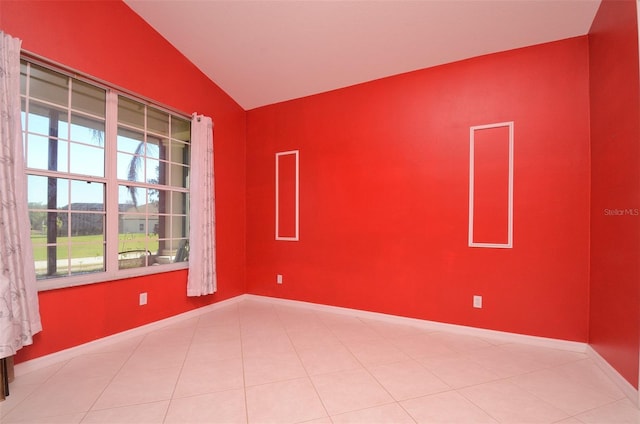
[1,298,638,423]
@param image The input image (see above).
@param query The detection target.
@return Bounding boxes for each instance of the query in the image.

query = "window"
[20,60,190,289]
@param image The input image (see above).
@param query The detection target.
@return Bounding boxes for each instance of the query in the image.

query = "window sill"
[36,262,189,292]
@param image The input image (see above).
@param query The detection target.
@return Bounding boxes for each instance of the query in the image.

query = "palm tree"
[125,141,167,260]
[126,141,145,207]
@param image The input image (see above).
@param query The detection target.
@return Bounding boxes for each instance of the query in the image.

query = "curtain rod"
[20,49,192,120]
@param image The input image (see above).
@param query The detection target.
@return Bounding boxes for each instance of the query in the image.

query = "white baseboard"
[244,294,587,352]
[15,294,247,377]
[587,345,639,407]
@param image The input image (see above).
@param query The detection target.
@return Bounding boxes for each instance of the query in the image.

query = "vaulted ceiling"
[124,0,601,110]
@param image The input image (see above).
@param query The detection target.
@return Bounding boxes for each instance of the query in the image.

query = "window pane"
[58,119,70,141]
[119,185,147,209]
[70,180,104,210]
[118,96,144,130]
[171,192,187,214]
[147,215,160,237]
[159,238,189,261]
[57,181,70,211]
[28,202,47,234]
[117,152,144,182]
[146,136,167,161]
[69,213,104,237]
[29,64,68,107]
[64,211,105,276]
[174,239,189,262]
[31,234,47,261]
[118,217,157,269]
[157,214,171,238]
[35,265,70,279]
[27,176,69,210]
[169,163,189,188]
[120,213,144,237]
[26,102,69,139]
[170,140,189,165]
[72,80,105,117]
[70,114,105,146]
[151,189,168,214]
[156,236,179,262]
[26,178,103,212]
[21,101,26,130]
[147,158,165,185]
[70,143,104,177]
[32,212,69,279]
[20,61,27,95]
[117,127,145,154]
[118,250,149,270]
[168,239,182,252]
[171,215,188,238]
[26,135,68,172]
[70,243,104,274]
[148,107,169,136]
[155,239,169,262]
[171,116,190,142]
[27,175,47,206]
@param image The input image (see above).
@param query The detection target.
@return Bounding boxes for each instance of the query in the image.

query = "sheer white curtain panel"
[187,114,217,296]
[0,32,42,359]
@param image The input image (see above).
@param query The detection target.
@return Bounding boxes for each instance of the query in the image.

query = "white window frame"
[20,57,191,291]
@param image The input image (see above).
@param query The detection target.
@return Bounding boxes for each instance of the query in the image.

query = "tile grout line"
[161,313,202,423]
[273,302,333,423]
[324,310,415,419]
[62,334,145,422]
[233,302,250,424]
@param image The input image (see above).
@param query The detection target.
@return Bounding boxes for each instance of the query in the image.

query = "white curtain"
[187,114,217,296]
[0,32,42,359]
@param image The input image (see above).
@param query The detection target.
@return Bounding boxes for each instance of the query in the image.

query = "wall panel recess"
[275,150,299,241]
[468,122,514,248]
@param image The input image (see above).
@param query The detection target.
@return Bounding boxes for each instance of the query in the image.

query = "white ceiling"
[124,0,601,110]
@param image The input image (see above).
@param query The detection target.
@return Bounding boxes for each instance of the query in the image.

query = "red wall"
[588,0,640,389]
[5,1,636,390]
[246,37,591,342]
[0,0,247,363]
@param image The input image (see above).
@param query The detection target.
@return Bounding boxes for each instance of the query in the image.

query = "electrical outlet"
[139,292,147,306]
[473,295,482,309]
[276,274,283,284]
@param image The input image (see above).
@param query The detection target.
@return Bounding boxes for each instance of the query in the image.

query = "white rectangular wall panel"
[468,122,514,248]
[275,150,299,241]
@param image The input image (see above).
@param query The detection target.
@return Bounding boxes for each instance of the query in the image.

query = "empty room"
[0,0,638,422]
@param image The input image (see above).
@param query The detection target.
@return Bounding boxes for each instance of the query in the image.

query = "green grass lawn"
[31,233,159,261]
